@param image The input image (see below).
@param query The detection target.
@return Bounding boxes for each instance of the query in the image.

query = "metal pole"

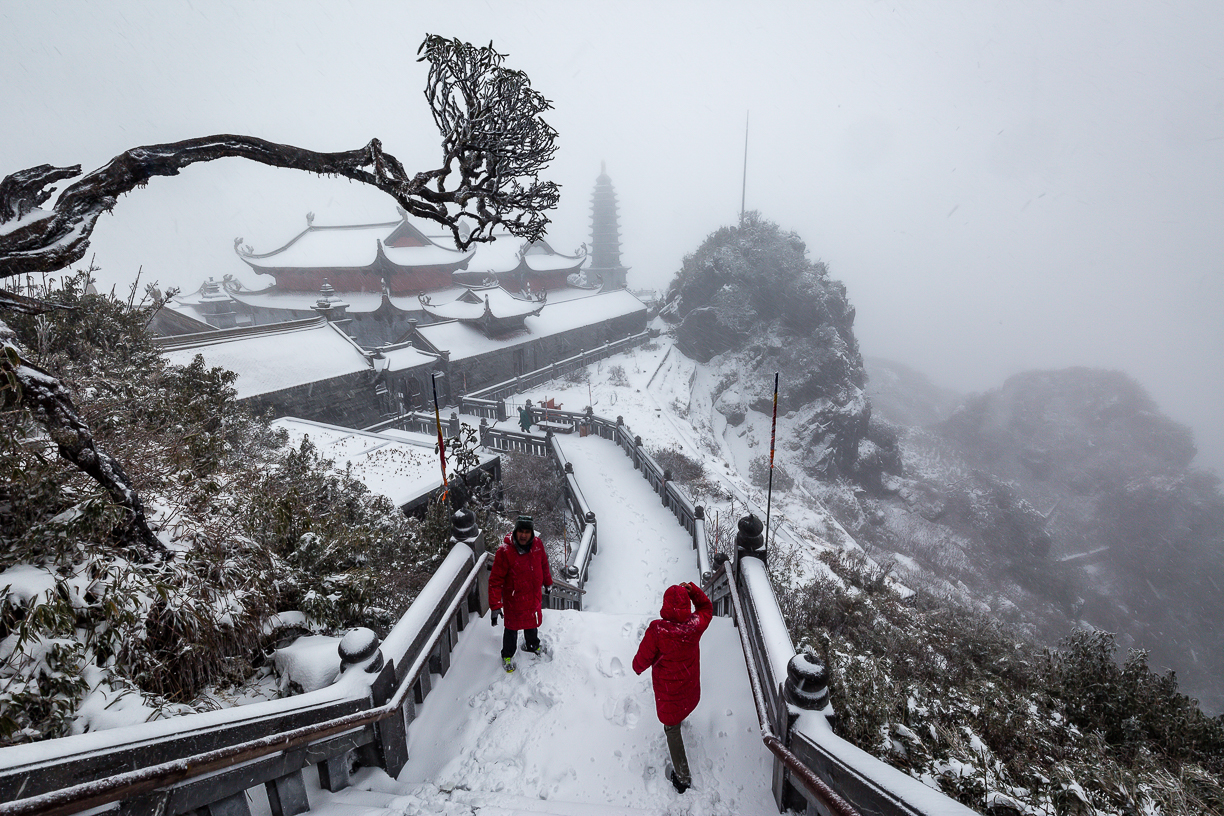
[764,372,779,548]
[740,111,749,223]
[431,372,449,501]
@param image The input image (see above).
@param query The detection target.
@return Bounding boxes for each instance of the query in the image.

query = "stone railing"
[0,536,490,816]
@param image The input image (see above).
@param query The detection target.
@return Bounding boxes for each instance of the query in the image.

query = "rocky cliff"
[661,213,897,486]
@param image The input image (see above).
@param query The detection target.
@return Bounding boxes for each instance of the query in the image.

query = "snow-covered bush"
[606,364,629,387]
[748,454,794,492]
[780,549,1224,815]
[650,444,705,483]
[0,272,446,742]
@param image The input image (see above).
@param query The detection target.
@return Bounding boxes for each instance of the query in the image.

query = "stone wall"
[448,311,646,395]
[242,370,384,429]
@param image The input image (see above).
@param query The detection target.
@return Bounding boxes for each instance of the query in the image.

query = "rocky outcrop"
[663,213,892,487]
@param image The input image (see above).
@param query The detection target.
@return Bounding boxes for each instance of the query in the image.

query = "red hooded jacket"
[632,583,713,726]
[489,534,553,630]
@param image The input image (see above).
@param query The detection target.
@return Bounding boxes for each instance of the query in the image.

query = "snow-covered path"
[311,434,780,815]
[562,434,697,616]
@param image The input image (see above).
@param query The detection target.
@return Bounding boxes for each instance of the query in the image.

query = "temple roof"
[156,317,371,399]
[235,217,471,271]
[457,238,588,285]
[374,342,440,373]
[417,286,546,322]
[414,289,646,362]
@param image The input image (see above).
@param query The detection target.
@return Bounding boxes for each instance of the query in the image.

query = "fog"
[2,1,1221,475]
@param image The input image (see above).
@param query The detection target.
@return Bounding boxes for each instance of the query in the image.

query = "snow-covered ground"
[308,427,782,816]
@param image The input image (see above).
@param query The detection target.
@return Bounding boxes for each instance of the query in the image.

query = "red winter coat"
[489,534,553,630]
[632,583,713,726]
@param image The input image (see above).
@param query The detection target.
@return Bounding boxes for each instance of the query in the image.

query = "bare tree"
[0,35,561,558]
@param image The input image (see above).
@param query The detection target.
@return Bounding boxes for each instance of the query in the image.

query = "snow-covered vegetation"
[780,550,1224,815]
[0,273,453,743]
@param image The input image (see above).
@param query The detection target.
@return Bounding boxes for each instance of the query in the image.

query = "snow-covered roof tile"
[228,290,389,313]
[416,289,645,361]
[238,220,469,270]
[419,287,544,322]
[158,318,371,399]
[380,344,439,373]
[270,418,495,507]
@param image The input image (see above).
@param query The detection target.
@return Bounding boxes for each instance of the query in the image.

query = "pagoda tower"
[587,162,629,290]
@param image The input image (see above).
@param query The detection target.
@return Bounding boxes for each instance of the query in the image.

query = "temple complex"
[153,166,648,428]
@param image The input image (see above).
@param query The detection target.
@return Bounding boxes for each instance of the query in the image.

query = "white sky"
[2,0,1221,475]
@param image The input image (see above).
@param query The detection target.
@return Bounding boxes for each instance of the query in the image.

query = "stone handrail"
[0,543,488,816]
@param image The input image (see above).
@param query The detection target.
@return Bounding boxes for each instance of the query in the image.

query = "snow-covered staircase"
[298,433,782,814]
[0,400,978,816]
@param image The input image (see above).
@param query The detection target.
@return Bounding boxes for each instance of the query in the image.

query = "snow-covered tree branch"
[0,35,558,281]
[0,33,559,561]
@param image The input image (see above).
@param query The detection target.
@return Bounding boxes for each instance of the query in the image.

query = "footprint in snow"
[602,695,640,727]
[596,651,626,678]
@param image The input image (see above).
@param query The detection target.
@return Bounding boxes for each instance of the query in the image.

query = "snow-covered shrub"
[650,444,705,483]
[0,272,445,741]
[563,366,589,384]
[606,364,629,387]
[748,454,794,492]
[779,549,1224,814]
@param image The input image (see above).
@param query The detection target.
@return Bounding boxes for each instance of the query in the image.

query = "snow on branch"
[0,35,560,281]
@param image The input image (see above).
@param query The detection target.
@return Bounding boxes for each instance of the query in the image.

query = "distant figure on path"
[633,581,713,793]
[518,400,534,433]
[489,515,552,672]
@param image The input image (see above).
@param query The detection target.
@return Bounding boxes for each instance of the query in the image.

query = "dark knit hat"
[514,515,534,535]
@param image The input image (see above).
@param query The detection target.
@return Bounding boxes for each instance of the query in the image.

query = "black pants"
[502,626,539,659]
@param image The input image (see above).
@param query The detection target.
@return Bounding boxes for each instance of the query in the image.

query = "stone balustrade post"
[736,513,766,564]
[338,628,384,675]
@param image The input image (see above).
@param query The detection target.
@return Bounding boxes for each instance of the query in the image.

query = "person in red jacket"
[632,581,713,794]
[489,515,553,673]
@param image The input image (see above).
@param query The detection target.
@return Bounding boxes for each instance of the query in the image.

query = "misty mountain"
[871,365,1224,713]
[864,356,961,428]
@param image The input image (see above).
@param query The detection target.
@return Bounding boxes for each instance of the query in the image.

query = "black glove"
[544,585,552,598]
[491,610,500,626]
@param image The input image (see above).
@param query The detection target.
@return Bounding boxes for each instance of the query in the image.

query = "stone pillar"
[451,506,481,556]
[448,411,460,439]
[736,513,765,563]
[479,417,489,447]
[338,628,384,675]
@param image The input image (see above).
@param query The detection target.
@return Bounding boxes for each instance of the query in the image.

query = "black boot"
[670,770,689,794]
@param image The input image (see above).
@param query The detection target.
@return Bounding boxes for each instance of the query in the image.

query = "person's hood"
[660,585,691,622]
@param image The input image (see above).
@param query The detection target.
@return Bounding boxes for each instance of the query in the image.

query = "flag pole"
[764,372,779,548]
[431,372,449,501]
